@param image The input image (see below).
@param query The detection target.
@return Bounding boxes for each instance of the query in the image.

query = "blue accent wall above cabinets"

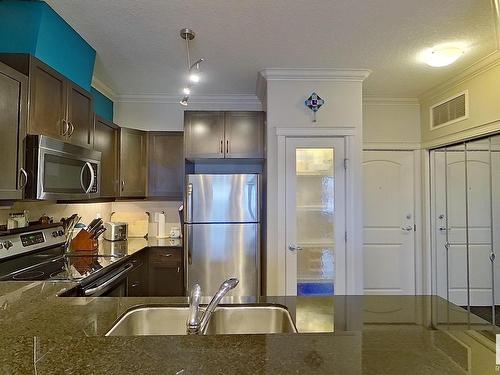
[91,88,114,122]
[0,0,96,91]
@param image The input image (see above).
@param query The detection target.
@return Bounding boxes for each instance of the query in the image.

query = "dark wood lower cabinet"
[126,252,149,297]
[126,247,184,297]
[148,248,184,296]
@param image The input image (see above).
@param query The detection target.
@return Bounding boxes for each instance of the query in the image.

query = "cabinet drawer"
[149,247,182,266]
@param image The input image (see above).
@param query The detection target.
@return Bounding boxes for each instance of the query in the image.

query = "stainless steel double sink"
[106,304,297,336]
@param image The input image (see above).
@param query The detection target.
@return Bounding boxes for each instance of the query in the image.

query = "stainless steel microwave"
[25,135,101,200]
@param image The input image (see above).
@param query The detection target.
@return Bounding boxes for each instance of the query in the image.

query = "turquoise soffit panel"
[0,0,96,91]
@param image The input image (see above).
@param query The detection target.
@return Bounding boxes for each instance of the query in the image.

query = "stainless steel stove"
[0,225,129,296]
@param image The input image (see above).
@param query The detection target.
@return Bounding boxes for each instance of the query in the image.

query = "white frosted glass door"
[285,138,346,295]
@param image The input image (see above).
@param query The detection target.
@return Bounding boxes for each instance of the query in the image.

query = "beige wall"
[420,60,500,148]
[0,200,182,233]
[114,97,262,131]
[363,99,420,146]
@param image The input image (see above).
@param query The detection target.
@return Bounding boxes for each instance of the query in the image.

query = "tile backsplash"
[0,200,182,235]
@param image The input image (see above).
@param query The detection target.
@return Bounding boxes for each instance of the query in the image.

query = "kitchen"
[0,0,499,374]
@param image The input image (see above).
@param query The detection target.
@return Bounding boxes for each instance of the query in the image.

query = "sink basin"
[106,304,297,336]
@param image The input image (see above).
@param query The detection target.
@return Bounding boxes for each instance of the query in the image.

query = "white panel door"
[362,151,415,295]
[285,137,346,296]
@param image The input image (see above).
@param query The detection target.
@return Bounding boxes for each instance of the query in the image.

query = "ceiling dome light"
[423,46,464,67]
[183,87,191,95]
[180,96,189,106]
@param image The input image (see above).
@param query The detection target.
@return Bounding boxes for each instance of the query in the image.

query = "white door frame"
[276,127,359,295]
[284,136,346,295]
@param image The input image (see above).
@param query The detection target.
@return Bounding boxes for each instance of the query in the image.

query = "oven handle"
[83,263,133,296]
[80,162,95,194]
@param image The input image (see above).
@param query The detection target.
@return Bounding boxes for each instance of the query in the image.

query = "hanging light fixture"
[179,28,205,106]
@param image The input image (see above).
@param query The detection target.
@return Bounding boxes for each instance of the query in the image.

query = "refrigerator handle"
[186,183,193,223]
[186,225,193,265]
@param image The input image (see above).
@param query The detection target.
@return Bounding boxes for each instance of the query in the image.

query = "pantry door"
[362,151,416,295]
[285,137,346,296]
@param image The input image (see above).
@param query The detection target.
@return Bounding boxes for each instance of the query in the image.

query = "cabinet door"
[148,132,183,199]
[119,127,147,197]
[67,83,93,148]
[224,112,264,158]
[0,62,27,200]
[184,111,224,159]
[127,254,149,297]
[94,116,119,197]
[29,59,67,140]
[148,247,184,296]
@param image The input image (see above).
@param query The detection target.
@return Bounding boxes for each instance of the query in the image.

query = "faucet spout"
[186,278,239,335]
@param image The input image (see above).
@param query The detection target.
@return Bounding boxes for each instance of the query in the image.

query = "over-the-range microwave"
[25,135,101,200]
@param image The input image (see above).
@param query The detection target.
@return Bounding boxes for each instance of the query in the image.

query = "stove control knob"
[0,243,3,250]
[52,231,58,238]
[3,241,13,250]
[57,230,64,236]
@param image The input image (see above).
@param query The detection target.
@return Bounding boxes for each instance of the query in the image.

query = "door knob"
[401,226,413,232]
[288,244,303,251]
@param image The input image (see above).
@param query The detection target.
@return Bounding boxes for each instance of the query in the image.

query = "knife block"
[70,229,98,252]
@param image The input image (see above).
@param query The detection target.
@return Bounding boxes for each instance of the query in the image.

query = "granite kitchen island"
[0,281,497,374]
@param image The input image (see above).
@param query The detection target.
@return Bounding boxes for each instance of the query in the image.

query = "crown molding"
[362,97,420,106]
[260,68,372,82]
[114,93,262,109]
[91,76,117,102]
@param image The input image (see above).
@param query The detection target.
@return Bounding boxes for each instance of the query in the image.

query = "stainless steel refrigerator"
[184,174,260,297]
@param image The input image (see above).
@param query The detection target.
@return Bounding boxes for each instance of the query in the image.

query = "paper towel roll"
[157,213,167,238]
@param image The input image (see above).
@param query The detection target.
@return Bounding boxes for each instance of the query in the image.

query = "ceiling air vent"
[430,90,468,130]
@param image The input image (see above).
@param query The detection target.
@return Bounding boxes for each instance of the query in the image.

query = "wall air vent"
[430,90,468,130]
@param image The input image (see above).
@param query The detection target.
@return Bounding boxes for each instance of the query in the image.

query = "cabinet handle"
[121,180,125,192]
[131,282,140,288]
[18,168,28,189]
[177,267,180,273]
[61,120,69,136]
[226,140,229,154]
[220,140,223,154]
[68,122,75,137]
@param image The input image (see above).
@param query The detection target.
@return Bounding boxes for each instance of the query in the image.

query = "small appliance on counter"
[103,222,128,242]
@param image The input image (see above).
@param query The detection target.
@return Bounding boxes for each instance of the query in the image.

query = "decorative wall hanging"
[305,92,324,122]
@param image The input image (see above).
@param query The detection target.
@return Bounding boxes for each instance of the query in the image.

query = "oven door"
[26,136,101,200]
[81,262,133,297]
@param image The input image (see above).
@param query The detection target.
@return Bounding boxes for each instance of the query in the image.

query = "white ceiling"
[45,0,498,98]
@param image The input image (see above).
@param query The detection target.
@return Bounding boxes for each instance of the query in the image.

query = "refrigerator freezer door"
[185,223,259,297]
[186,174,259,223]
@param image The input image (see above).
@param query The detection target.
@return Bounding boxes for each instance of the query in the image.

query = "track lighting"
[179,29,205,106]
[180,96,189,106]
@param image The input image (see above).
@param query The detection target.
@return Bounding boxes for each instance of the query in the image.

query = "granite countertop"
[0,280,498,374]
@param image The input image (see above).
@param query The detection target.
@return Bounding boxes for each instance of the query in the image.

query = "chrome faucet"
[186,278,239,335]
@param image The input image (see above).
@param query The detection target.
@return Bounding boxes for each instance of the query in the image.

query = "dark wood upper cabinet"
[30,60,67,140]
[94,116,119,197]
[67,83,93,148]
[0,55,94,148]
[184,111,225,159]
[148,131,184,199]
[119,127,147,197]
[0,61,28,200]
[224,112,265,159]
[184,111,265,160]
